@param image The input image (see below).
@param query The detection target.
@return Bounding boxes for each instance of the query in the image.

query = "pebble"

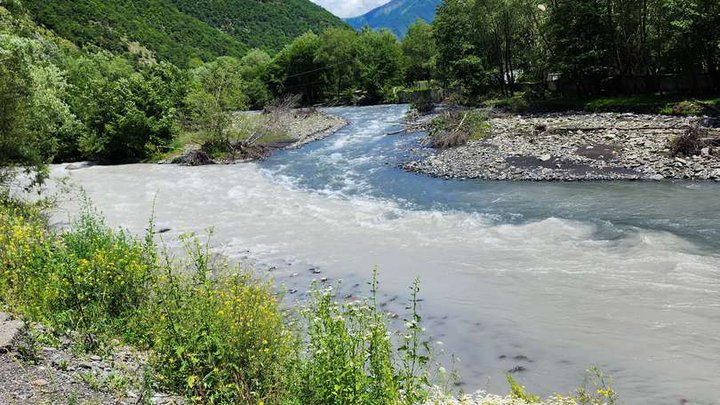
[405,112,720,181]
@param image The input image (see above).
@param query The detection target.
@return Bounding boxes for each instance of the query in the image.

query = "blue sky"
[310,0,389,18]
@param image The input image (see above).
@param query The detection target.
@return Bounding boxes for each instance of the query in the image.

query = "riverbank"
[166,108,348,165]
[404,111,720,181]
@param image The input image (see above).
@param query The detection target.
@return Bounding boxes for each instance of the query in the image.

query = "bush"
[409,89,435,114]
[428,110,490,149]
[0,201,154,349]
[138,234,296,404]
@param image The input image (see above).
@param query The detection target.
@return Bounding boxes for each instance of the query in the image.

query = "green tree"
[239,49,272,109]
[401,20,437,83]
[357,28,404,103]
[315,28,361,103]
[186,57,247,142]
[0,33,79,186]
[66,54,185,163]
[268,32,323,104]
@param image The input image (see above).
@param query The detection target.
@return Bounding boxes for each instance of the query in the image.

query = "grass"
[0,192,621,404]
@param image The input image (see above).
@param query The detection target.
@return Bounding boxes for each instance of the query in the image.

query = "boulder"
[0,313,25,352]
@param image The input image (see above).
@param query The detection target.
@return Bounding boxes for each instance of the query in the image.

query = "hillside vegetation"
[170,0,347,52]
[20,0,346,67]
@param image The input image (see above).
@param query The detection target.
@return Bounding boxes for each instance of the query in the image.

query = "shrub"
[0,201,154,349]
[297,276,434,405]
[409,89,435,114]
[138,234,296,404]
[670,125,711,157]
[428,110,490,149]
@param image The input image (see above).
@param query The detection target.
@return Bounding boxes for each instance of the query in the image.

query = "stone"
[701,147,711,156]
[0,314,25,351]
[32,379,49,387]
[78,362,94,369]
[539,154,552,162]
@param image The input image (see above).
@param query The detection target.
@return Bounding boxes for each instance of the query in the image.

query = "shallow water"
[49,105,720,404]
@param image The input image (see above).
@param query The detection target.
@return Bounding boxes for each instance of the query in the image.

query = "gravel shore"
[404,112,720,181]
[0,313,181,404]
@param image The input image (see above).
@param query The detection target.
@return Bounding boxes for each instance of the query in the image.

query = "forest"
[3,0,720,176]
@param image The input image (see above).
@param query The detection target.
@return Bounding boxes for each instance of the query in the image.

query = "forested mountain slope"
[21,0,346,66]
[346,0,442,38]
[169,0,347,52]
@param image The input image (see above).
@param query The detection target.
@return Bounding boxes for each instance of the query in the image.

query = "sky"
[310,0,390,18]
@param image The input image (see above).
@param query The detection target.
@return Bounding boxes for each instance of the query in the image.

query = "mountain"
[345,0,442,38]
[21,0,346,67]
[169,0,347,52]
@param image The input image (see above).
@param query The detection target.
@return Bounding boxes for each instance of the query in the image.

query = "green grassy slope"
[169,0,348,52]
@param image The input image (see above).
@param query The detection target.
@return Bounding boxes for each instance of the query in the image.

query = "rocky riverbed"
[404,112,720,181]
[169,109,348,165]
[0,313,181,404]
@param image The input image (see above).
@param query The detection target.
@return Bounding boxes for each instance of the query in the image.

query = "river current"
[49,105,720,404]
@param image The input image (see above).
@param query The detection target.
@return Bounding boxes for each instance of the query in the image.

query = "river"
[48,105,720,404]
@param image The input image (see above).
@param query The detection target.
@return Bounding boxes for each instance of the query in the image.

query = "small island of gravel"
[404,111,720,181]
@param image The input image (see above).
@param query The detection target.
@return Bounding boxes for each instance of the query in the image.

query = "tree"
[239,49,272,109]
[402,20,437,83]
[544,0,613,94]
[0,34,78,186]
[186,57,247,142]
[66,54,186,163]
[357,28,404,103]
[267,32,323,104]
[315,28,361,103]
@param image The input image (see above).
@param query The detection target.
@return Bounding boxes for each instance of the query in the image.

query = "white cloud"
[311,0,391,18]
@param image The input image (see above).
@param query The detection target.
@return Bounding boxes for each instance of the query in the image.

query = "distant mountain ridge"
[21,0,347,66]
[345,0,442,38]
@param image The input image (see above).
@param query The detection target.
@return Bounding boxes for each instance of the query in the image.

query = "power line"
[282,56,362,80]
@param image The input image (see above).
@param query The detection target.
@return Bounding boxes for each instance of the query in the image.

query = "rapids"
[49,105,720,404]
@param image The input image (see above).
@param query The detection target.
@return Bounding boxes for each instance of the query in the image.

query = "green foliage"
[169,0,347,53]
[21,0,247,67]
[296,273,436,405]
[433,0,720,99]
[0,201,154,350]
[66,55,188,163]
[0,16,79,186]
[238,49,273,110]
[0,197,444,404]
[300,285,400,404]
[507,374,541,403]
[138,234,295,403]
[271,27,406,105]
[402,20,437,83]
[185,57,248,143]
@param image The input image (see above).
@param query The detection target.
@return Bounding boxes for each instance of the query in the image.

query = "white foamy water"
[44,105,720,404]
